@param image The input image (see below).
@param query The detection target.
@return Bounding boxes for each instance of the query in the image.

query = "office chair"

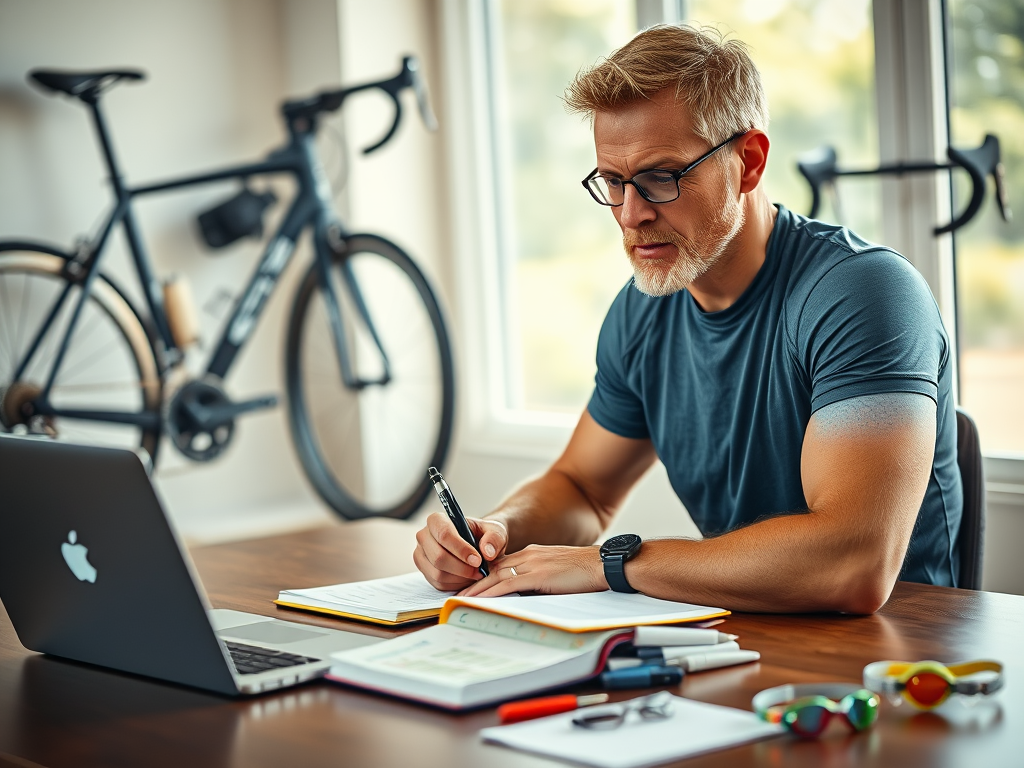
[955,407,985,590]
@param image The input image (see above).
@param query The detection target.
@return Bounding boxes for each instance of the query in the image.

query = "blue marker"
[600,665,683,690]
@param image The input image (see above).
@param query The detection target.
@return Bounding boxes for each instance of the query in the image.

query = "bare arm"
[488,412,658,551]
[463,393,936,614]
[413,411,656,590]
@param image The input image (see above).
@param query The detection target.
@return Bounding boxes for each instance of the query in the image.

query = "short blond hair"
[564,24,769,145]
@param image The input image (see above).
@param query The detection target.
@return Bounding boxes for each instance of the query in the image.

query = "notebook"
[481,694,784,767]
[326,604,630,708]
[325,593,727,708]
[275,572,455,626]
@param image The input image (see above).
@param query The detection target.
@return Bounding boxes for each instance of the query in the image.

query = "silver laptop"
[0,434,381,696]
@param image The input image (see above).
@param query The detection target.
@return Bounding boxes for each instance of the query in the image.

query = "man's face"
[593,90,744,297]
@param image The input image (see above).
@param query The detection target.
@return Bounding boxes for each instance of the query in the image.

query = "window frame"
[440,0,1024,490]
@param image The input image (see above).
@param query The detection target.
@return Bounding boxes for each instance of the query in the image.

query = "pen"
[633,626,737,647]
[676,650,760,672]
[497,693,609,724]
[600,665,683,690]
[607,641,741,670]
[428,467,489,577]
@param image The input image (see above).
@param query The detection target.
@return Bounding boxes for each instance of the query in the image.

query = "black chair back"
[955,408,985,590]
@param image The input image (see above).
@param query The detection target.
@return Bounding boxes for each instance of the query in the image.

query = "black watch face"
[603,533,641,555]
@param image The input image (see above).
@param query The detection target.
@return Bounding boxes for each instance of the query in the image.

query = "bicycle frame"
[12,94,388,431]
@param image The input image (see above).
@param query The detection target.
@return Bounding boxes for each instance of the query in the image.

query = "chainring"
[166,379,235,462]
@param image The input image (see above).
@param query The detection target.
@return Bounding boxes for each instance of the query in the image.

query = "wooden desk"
[0,519,1020,768]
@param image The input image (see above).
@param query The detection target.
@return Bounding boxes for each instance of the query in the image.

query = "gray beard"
[630,248,713,297]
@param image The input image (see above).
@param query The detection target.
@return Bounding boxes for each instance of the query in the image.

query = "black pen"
[428,467,489,577]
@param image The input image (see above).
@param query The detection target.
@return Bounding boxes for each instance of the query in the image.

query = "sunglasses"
[572,691,674,730]
[863,659,1004,710]
[753,684,879,739]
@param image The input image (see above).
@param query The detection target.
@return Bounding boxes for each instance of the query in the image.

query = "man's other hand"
[458,544,607,597]
[414,512,509,591]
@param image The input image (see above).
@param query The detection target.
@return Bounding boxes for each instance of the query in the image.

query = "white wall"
[0,0,338,540]
[2,0,1020,596]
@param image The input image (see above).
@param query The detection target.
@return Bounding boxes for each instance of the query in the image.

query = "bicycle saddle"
[29,69,145,100]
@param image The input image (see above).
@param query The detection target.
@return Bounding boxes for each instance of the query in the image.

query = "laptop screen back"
[0,437,237,695]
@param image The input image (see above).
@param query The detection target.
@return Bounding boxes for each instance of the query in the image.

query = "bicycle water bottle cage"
[197,187,278,249]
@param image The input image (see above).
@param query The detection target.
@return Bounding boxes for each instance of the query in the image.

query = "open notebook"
[324,592,728,709]
[275,572,454,626]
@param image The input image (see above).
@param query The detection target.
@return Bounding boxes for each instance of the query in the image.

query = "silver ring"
[509,566,518,578]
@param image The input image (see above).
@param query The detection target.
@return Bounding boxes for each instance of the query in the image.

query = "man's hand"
[459,544,607,597]
[413,512,509,591]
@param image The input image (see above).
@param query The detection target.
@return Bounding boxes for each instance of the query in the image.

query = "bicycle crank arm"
[183,394,278,430]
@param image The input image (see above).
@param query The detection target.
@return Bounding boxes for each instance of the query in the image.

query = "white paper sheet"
[481,694,784,768]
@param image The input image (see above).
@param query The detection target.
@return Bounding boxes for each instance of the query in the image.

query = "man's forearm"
[624,509,908,614]
[486,468,612,553]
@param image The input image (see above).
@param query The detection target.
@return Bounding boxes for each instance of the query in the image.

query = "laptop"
[0,434,381,696]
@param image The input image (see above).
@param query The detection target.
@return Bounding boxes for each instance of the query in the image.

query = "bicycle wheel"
[286,234,455,519]
[0,243,163,459]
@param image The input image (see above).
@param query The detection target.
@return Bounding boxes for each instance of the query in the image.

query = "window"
[688,0,881,241]
[487,0,636,418]
[948,0,1024,456]
[445,0,1024,485]
[468,0,881,431]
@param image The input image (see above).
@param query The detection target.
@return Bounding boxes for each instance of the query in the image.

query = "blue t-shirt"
[587,205,962,587]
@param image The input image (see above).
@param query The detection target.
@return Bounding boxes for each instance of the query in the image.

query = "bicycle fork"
[313,229,392,391]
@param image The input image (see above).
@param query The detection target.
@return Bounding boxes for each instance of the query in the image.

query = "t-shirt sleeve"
[796,249,949,413]
[586,289,651,439]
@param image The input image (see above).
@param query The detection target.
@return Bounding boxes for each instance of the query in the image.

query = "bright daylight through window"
[949,0,1024,456]
[490,0,879,418]
[488,0,1022,464]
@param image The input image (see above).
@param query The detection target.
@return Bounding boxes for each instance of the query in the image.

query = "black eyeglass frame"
[582,131,747,207]
[571,691,675,730]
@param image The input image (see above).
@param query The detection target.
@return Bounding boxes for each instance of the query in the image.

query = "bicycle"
[0,57,455,521]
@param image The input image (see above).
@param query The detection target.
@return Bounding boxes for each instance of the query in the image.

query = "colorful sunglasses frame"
[863,659,1004,710]
[752,683,879,739]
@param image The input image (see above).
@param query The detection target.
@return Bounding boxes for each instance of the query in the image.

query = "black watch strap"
[603,555,637,593]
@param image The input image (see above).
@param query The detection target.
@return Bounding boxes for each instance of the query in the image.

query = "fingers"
[427,511,483,568]
[474,518,509,562]
[459,563,523,597]
[459,545,606,597]
[414,511,490,591]
[413,545,475,591]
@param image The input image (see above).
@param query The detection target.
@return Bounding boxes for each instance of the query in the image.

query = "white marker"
[633,626,737,647]
[676,650,761,672]
[606,642,743,671]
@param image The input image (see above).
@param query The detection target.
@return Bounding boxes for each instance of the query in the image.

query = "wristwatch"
[600,534,642,593]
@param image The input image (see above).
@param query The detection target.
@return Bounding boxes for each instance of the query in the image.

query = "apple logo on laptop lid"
[61,530,97,583]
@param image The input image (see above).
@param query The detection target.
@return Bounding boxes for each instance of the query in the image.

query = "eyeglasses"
[863,659,1005,710]
[572,692,675,730]
[582,132,746,207]
[753,684,879,740]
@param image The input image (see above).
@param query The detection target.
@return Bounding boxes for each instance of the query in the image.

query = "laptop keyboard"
[225,641,321,676]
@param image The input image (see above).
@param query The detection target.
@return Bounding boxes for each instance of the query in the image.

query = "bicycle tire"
[0,242,163,460]
[286,233,455,520]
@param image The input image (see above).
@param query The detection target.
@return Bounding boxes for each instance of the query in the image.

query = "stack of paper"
[481,694,783,767]
[276,572,455,625]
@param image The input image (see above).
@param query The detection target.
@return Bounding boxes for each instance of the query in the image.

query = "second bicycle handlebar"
[281,55,437,154]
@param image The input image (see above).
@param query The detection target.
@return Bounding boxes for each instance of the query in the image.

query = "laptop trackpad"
[221,622,329,645]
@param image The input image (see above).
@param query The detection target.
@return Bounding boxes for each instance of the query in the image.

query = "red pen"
[497,694,610,724]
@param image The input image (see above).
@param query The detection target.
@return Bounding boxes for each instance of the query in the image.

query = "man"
[414,24,962,613]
